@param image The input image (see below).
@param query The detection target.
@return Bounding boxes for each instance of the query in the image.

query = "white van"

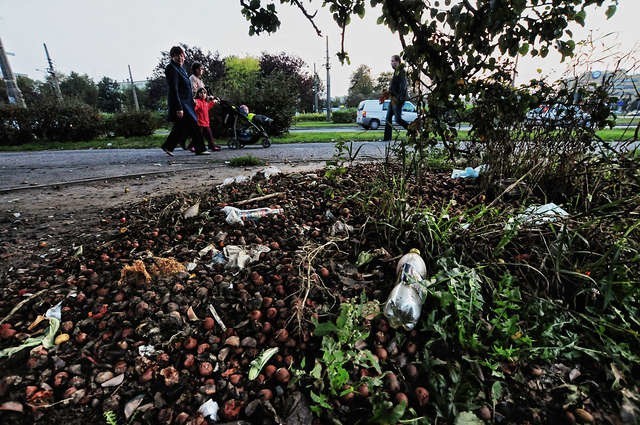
[356,99,418,130]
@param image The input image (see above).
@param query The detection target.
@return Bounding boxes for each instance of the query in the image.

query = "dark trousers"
[200,126,216,148]
[162,117,206,153]
[383,100,409,141]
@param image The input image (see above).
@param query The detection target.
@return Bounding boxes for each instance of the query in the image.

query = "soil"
[0,162,324,270]
[0,161,625,424]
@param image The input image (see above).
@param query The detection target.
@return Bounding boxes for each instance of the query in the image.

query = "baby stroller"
[211,100,273,149]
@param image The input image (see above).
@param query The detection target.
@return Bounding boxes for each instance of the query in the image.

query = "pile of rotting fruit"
[0,163,488,424]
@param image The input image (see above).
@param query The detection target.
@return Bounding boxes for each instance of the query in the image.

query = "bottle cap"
[408,248,421,255]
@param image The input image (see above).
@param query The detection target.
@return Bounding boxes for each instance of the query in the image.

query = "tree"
[97,77,123,113]
[345,64,374,107]
[59,72,98,106]
[150,44,226,111]
[374,71,393,95]
[259,52,317,112]
[238,0,618,156]
[216,55,260,105]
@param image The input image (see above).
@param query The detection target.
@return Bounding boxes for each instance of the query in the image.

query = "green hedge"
[0,105,36,145]
[294,112,326,123]
[106,111,161,138]
[331,108,357,123]
[0,101,104,145]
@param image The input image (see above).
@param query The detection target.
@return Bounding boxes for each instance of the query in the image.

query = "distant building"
[575,70,640,111]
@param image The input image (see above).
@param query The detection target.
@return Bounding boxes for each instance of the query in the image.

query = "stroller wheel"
[262,138,271,148]
[227,139,238,149]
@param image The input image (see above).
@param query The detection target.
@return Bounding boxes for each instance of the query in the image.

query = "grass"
[291,121,359,128]
[228,155,265,166]
[0,125,633,151]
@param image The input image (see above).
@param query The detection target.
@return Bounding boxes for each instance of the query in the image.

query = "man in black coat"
[161,46,209,156]
[383,55,410,141]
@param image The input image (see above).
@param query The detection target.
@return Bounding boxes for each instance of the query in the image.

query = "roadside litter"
[451,164,486,179]
[220,166,282,187]
[383,249,430,331]
[221,206,284,225]
[223,244,271,270]
[516,203,569,225]
[0,302,62,358]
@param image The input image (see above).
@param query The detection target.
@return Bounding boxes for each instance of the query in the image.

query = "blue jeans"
[384,100,409,141]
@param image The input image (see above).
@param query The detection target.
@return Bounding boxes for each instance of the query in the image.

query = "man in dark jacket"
[383,55,409,141]
[161,46,209,156]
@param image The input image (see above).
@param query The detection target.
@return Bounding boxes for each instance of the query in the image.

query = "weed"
[228,155,265,167]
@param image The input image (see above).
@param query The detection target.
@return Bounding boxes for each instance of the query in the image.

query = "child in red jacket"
[194,87,221,151]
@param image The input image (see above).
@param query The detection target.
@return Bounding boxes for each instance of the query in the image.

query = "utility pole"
[43,43,63,102]
[325,36,331,121]
[313,63,319,113]
[128,65,140,112]
[0,37,26,108]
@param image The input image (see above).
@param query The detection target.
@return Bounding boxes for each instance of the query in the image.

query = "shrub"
[0,105,36,146]
[31,100,104,142]
[294,112,326,123]
[331,108,357,123]
[107,111,160,138]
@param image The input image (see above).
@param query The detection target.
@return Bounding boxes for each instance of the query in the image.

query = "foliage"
[298,296,385,419]
[0,100,103,144]
[260,52,319,112]
[293,112,326,122]
[59,71,99,107]
[228,155,265,167]
[97,76,124,113]
[331,108,356,123]
[106,111,160,138]
[345,65,375,107]
[0,104,36,145]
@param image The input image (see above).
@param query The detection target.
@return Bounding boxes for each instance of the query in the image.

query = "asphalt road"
[0,142,392,192]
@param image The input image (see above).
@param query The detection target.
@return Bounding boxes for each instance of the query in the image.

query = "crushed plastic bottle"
[221,206,284,225]
[383,249,428,331]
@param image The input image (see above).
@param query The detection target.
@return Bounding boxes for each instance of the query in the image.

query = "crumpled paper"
[223,244,271,270]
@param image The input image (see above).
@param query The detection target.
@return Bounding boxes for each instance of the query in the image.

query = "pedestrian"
[190,62,206,97]
[195,87,221,151]
[383,54,409,141]
[161,46,209,156]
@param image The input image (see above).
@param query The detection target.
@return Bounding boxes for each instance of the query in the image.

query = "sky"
[1,1,638,98]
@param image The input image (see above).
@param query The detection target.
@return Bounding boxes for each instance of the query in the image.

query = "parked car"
[356,99,418,130]
[525,104,591,128]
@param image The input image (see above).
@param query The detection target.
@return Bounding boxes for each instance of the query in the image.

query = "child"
[194,87,221,151]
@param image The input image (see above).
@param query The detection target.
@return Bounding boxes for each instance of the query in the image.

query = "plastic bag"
[383,249,429,331]
[451,165,486,179]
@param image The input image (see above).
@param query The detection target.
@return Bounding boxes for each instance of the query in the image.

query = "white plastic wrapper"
[515,203,569,225]
[198,399,219,421]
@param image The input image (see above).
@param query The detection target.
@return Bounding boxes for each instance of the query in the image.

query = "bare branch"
[291,0,323,36]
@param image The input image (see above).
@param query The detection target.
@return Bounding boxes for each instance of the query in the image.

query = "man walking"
[383,55,409,141]
[161,46,209,156]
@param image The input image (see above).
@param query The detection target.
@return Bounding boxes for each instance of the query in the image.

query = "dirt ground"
[0,162,324,269]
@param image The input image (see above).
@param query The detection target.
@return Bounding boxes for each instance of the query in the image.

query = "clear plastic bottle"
[383,249,428,331]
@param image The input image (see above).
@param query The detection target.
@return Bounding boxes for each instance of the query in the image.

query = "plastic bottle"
[383,249,428,331]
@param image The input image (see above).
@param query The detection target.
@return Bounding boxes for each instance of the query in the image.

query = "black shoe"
[162,147,174,157]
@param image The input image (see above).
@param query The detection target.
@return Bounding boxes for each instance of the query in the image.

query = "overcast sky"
[1,1,638,97]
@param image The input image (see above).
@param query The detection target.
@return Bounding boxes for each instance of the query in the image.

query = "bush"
[293,112,326,123]
[0,105,36,146]
[331,108,357,123]
[107,111,161,138]
[32,100,104,142]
